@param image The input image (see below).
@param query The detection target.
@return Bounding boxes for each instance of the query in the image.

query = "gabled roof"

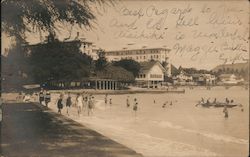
[139,61,167,73]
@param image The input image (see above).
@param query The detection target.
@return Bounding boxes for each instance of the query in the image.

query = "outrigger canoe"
[196,102,241,108]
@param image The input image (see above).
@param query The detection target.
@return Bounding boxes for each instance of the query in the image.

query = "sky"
[2,0,249,70]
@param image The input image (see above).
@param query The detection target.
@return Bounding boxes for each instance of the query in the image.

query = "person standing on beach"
[66,93,72,116]
[44,91,51,107]
[39,88,44,104]
[83,94,88,113]
[126,96,130,107]
[76,93,83,116]
[81,93,86,113]
[88,96,94,116]
[133,98,138,117]
[57,94,64,114]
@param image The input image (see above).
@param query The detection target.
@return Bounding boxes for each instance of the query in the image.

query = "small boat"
[196,102,240,108]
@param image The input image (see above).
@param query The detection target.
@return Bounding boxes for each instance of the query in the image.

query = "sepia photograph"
[1,0,249,157]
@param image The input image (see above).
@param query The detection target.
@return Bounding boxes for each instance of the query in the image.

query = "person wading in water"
[126,96,130,107]
[104,94,108,109]
[133,98,138,118]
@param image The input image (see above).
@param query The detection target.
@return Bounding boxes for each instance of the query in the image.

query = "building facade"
[22,34,98,60]
[135,61,166,88]
[191,74,216,85]
[173,70,193,85]
[219,74,244,85]
[105,48,171,76]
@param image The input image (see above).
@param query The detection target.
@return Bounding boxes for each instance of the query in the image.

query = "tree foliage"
[2,0,113,41]
[29,39,93,83]
[95,49,108,70]
[113,59,141,77]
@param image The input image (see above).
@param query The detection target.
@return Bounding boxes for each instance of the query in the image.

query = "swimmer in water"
[223,105,229,118]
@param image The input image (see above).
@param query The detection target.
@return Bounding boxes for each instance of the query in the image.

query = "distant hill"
[212,62,248,73]
[212,61,249,81]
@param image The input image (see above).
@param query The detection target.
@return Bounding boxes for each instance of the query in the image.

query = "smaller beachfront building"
[173,70,193,85]
[218,74,244,85]
[191,74,216,85]
[135,61,166,88]
[46,78,120,90]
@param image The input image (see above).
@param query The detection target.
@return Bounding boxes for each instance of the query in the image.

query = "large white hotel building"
[104,48,172,76]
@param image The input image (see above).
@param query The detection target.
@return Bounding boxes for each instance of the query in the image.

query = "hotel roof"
[105,47,171,53]
[139,61,167,73]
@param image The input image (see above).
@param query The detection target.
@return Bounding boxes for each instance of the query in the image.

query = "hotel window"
[136,56,139,59]
[143,74,146,78]
[144,56,146,59]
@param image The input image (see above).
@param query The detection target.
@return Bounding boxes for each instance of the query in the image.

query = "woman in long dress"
[88,96,94,116]
[76,93,83,116]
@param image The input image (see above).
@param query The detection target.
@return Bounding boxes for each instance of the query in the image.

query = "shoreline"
[1,85,248,97]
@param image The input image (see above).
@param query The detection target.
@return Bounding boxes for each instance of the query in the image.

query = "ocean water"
[50,86,249,157]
